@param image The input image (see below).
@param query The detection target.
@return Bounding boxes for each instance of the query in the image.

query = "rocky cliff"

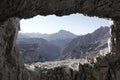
[0,0,120,80]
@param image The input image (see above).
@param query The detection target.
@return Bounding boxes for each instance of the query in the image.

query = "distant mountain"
[46,30,77,41]
[18,30,77,41]
[18,30,77,48]
[49,39,73,48]
[18,33,30,38]
[17,38,60,64]
[59,27,110,60]
[18,33,48,39]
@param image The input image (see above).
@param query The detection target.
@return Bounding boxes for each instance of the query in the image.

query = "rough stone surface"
[0,0,120,80]
[0,0,120,21]
[1,18,120,80]
[110,20,120,54]
[0,18,23,80]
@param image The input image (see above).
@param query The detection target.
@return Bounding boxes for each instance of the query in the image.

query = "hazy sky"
[20,14,110,35]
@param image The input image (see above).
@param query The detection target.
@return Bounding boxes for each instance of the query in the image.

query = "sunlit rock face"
[0,0,120,80]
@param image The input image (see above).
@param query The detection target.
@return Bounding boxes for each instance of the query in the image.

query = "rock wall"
[0,0,120,80]
[0,0,120,21]
[0,18,120,80]
[110,20,120,54]
[0,18,22,80]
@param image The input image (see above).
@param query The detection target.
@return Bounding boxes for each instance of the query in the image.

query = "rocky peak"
[58,30,74,35]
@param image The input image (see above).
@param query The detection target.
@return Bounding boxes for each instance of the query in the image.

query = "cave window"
[18,14,110,64]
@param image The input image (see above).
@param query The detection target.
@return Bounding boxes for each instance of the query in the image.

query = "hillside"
[17,38,60,63]
[60,27,110,60]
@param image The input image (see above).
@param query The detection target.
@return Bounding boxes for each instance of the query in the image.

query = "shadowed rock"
[0,0,120,21]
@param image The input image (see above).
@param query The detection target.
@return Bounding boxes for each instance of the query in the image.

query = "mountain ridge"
[18,29,77,41]
[60,26,110,60]
[18,29,78,48]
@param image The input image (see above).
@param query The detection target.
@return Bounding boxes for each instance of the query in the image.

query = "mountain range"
[18,30,77,40]
[17,27,110,64]
[18,30,77,48]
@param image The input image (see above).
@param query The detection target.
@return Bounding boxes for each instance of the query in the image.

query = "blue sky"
[20,14,110,35]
